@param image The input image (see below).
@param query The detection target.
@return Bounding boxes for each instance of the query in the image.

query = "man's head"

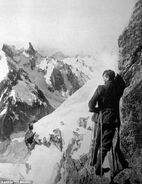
[102,70,115,83]
[29,123,33,130]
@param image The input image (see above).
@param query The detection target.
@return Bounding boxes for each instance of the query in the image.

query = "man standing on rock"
[88,69,128,176]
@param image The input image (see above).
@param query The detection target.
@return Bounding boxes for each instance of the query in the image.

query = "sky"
[0,0,135,57]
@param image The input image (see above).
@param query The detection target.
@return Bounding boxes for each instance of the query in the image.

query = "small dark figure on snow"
[25,122,41,150]
[88,70,128,176]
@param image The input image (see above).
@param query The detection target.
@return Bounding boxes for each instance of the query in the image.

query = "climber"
[88,69,128,176]
[25,121,41,150]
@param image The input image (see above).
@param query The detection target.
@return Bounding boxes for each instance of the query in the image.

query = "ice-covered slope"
[0,43,95,140]
[0,73,104,183]
[28,77,103,184]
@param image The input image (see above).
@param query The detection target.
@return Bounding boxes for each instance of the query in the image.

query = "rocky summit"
[0,43,95,141]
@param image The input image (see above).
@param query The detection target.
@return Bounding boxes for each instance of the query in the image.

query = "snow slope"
[27,75,103,184]
[0,72,104,183]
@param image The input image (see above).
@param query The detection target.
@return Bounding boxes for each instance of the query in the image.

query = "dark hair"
[29,123,33,130]
[102,70,115,81]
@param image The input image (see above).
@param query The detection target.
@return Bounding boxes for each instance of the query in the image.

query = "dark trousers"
[93,122,116,175]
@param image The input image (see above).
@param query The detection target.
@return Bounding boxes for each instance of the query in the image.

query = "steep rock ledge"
[118,0,142,181]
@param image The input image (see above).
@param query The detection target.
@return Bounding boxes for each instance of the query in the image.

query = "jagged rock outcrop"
[26,42,36,56]
[53,133,110,184]
[118,0,142,182]
[0,44,60,140]
[37,56,94,97]
[0,68,54,140]
[0,43,94,142]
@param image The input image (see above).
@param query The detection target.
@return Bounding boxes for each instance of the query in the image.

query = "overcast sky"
[0,0,135,56]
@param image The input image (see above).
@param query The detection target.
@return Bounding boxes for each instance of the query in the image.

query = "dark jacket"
[88,74,126,125]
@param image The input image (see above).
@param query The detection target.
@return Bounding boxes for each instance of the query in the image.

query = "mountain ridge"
[0,42,96,140]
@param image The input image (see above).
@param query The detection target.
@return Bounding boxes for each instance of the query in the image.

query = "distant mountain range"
[0,42,96,140]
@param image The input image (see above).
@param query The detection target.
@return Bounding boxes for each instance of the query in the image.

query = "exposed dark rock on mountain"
[0,68,54,140]
[0,43,93,141]
[50,68,66,92]
[26,42,36,56]
[118,0,142,182]
[49,61,82,95]
[38,57,91,97]
[53,125,111,184]
[2,44,15,58]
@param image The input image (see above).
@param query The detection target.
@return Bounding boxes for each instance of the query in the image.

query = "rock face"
[0,43,94,141]
[0,58,54,140]
[118,0,142,182]
[37,55,95,97]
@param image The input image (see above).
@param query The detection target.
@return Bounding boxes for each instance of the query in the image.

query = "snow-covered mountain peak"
[63,55,95,79]
[37,54,96,91]
[0,43,97,141]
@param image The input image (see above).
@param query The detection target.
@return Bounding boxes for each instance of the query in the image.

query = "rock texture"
[0,43,54,140]
[118,0,142,182]
[37,55,95,97]
[1,1,142,182]
[0,43,94,141]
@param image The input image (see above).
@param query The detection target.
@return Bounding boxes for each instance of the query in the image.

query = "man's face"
[103,74,109,83]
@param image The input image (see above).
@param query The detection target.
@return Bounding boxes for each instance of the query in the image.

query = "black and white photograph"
[0,0,141,183]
